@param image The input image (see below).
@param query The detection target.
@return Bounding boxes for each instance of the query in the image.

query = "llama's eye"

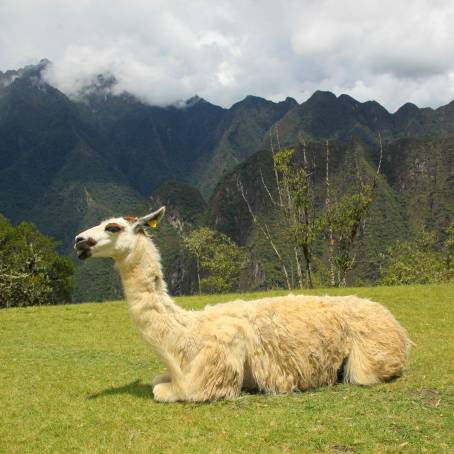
[105,224,122,233]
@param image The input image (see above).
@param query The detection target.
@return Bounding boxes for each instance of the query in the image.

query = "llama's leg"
[152,382,181,403]
[152,344,245,403]
[180,344,244,402]
[152,373,171,388]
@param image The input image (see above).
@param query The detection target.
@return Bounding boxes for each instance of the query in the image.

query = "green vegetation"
[184,227,248,294]
[380,224,454,285]
[230,140,407,291]
[0,215,74,308]
[325,143,381,288]
[243,141,382,290]
[0,284,452,453]
[272,146,321,289]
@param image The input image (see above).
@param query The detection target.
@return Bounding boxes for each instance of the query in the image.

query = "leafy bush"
[380,225,453,285]
[0,215,75,308]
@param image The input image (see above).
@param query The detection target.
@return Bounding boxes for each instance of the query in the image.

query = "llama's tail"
[343,340,380,385]
[343,332,412,385]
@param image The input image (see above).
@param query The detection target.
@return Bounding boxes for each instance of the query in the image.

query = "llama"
[74,207,412,402]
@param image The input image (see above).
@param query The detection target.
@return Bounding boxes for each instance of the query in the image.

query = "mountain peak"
[395,102,419,116]
[185,95,207,107]
[338,93,360,106]
[37,58,51,69]
[231,94,296,111]
[20,58,51,79]
[281,96,298,108]
[306,90,337,104]
[0,59,51,86]
[242,95,268,105]
[361,100,390,115]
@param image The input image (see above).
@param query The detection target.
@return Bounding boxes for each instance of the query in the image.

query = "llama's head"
[74,207,165,261]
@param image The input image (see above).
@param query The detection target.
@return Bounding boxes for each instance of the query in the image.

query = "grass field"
[0,284,453,453]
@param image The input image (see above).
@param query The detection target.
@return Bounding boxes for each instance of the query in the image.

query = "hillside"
[0,60,453,300]
[198,95,298,195]
[208,136,453,288]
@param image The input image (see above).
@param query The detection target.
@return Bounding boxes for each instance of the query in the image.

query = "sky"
[1,0,454,111]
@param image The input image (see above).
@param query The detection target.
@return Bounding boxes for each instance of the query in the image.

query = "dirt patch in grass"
[329,444,357,452]
[408,388,442,408]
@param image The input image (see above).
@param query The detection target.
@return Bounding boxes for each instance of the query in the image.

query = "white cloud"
[1,0,454,110]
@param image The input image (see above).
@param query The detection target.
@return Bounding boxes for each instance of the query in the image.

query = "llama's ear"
[135,206,166,230]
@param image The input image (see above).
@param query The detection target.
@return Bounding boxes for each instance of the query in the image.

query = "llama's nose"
[75,237,98,249]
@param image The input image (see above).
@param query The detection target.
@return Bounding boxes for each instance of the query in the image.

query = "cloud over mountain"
[1,0,454,110]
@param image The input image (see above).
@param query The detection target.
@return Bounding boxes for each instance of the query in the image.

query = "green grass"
[0,285,453,453]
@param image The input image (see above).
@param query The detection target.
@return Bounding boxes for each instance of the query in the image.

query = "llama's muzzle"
[75,237,97,260]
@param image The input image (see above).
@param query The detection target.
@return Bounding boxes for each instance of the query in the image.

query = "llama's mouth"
[76,248,92,260]
[75,238,97,260]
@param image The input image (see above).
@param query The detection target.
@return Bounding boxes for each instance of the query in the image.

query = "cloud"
[1,0,454,110]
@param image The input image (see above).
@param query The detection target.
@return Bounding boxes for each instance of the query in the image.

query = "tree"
[238,133,321,289]
[183,227,215,295]
[324,138,383,287]
[0,215,75,308]
[272,146,322,288]
[184,227,248,294]
[325,191,375,286]
[239,134,383,290]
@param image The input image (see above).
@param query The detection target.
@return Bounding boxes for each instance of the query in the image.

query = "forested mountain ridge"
[0,60,452,300]
[207,137,453,288]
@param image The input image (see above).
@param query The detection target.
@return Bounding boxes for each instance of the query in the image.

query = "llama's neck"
[115,235,191,347]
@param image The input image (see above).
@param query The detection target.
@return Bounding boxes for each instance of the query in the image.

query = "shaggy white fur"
[75,207,413,402]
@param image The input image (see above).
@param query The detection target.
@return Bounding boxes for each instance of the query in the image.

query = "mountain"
[198,95,298,195]
[0,62,148,301]
[207,141,398,287]
[76,92,227,196]
[381,136,454,234]
[207,135,453,288]
[276,90,454,148]
[0,60,453,300]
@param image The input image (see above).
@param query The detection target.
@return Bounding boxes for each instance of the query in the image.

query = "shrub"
[379,227,449,286]
[0,215,75,308]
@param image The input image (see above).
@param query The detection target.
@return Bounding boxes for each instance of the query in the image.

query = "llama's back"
[261,294,412,385]
[250,295,353,390]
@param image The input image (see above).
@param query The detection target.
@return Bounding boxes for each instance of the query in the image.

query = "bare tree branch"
[376,132,383,177]
[237,177,291,290]
[275,124,281,151]
[370,132,384,191]
[325,140,336,287]
[270,126,284,208]
[260,167,277,206]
